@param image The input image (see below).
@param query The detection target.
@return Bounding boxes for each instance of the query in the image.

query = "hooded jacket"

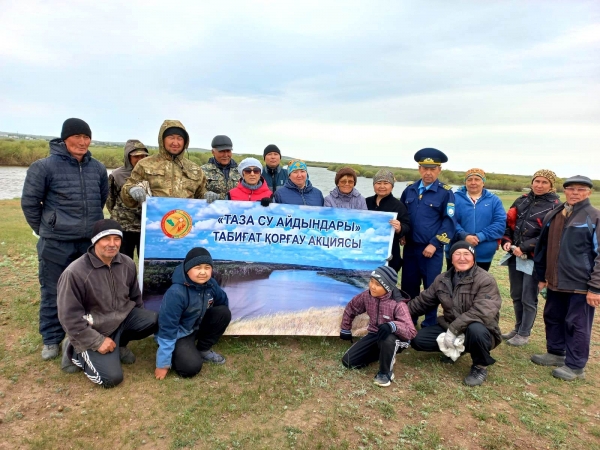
[21,139,108,241]
[106,140,147,232]
[155,264,229,368]
[324,187,368,210]
[273,178,324,206]
[408,265,502,348]
[201,157,241,200]
[227,177,273,201]
[501,190,560,257]
[453,187,506,262]
[121,120,206,207]
[57,248,143,353]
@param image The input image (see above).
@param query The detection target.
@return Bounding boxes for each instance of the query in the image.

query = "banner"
[140,197,396,335]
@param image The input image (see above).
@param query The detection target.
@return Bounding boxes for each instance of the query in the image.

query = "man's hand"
[155,368,169,380]
[538,281,547,292]
[377,323,394,342]
[587,291,600,308]
[389,219,402,234]
[340,329,352,341]
[97,337,116,354]
[465,235,479,246]
[129,186,147,203]
[512,246,524,257]
[502,242,512,252]
[422,244,437,258]
[399,237,406,246]
[443,329,457,349]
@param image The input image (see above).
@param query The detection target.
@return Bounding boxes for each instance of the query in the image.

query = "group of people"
[20,117,599,389]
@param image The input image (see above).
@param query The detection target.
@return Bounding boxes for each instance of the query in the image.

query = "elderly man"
[262,144,288,193]
[121,120,206,207]
[400,148,456,328]
[21,118,108,360]
[409,241,502,386]
[58,219,158,388]
[532,175,600,381]
[202,135,241,201]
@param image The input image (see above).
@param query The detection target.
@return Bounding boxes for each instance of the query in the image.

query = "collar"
[418,180,438,192]
[87,247,123,268]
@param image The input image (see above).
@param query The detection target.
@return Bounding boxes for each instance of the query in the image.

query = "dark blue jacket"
[400,179,456,248]
[262,165,288,193]
[155,264,229,368]
[273,178,324,206]
[21,139,108,241]
[453,187,506,262]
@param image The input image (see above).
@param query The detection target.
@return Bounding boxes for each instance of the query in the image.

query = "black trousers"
[341,333,408,374]
[171,305,231,378]
[70,307,158,388]
[119,231,141,260]
[411,323,496,367]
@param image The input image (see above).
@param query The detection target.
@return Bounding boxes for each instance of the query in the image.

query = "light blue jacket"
[453,187,506,262]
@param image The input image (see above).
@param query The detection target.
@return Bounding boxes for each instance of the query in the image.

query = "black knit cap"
[91,219,123,245]
[370,266,397,293]
[163,127,189,147]
[184,247,214,273]
[61,118,92,141]
[263,144,281,159]
[449,240,476,259]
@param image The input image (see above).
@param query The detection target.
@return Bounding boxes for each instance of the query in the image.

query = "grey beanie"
[370,266,397,293]
[373,169,395,186]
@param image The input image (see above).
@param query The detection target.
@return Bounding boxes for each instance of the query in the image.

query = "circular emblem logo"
[161,209,193,239]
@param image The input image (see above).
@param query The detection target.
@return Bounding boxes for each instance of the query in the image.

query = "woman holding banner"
[324,167,368,210]
[226,157,273,203]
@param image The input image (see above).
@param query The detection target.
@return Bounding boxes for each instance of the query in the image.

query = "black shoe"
[464,365,487,386]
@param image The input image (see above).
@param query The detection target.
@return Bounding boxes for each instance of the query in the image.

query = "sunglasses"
[243,168,261,174]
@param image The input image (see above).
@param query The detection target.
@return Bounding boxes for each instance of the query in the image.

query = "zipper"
[79,163,87,237]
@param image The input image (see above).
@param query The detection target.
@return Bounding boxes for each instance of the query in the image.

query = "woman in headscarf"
[324,167,367,210]
[273,159,324,206]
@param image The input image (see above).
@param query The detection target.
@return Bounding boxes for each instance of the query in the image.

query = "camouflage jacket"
[201,158,240,200]
[106,140,147,232]
[121,120,207,208]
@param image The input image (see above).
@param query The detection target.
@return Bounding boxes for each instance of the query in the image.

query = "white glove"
[204,191,219,203]
[129,186,147,203]
[443,329,457,349]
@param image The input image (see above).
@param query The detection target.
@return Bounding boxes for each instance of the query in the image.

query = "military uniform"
[201,160,240,200]
[121,120,206,208]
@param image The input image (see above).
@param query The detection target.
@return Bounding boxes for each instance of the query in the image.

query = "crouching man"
[57,219,158,388]
[408,241,502,386]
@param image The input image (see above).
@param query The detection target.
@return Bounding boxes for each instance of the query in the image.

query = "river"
[0,165,414,200]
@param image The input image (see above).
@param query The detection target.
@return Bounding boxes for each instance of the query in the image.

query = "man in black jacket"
[21,118,108,361]
[531,175,600,381]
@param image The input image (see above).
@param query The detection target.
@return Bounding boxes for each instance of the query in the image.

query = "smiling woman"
[227,157,273,202]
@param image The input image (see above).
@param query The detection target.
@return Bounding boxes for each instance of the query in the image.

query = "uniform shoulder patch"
[443,184,452,190]
[447,203,455,217]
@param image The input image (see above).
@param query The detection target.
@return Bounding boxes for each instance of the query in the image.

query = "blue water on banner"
[140,197,396,335]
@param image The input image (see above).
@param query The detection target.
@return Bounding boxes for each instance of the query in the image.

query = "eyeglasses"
[243,168,261,174]
[564,187,590,193]
[338,180,355,185]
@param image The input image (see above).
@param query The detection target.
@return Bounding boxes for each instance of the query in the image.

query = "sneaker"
[464,365,487,386]
[506,334,529,346]
[552,365,585,381]
[501,330,517,340]
[373,372,395,387]
[200,349,226,365]
[530,353,566,367]
[119,347,136,365]
[41,344,59,360]
[61,338,79,374]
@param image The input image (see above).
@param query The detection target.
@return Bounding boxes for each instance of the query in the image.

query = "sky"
[1,1,599,177]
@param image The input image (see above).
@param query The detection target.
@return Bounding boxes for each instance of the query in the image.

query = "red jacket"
[227,179,272,201]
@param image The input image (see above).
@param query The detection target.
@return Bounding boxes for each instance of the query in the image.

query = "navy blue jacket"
[262,165,288,193]
[400,179,456,248]
[21,139,108,241]
[156,264,229,368]
[273,178,324,206]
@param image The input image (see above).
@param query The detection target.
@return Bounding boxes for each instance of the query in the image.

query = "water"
[0,165,413,200]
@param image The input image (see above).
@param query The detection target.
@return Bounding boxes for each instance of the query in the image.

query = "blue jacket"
[453,187,506,262]
[273,178,324,206]
[156,264,229,368]
[400,179,456,248]
[262,165,288,193]
[21,138,108,241]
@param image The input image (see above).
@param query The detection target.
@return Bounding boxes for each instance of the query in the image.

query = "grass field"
[1,198,599,449]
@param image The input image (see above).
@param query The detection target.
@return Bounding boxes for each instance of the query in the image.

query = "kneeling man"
[408,241,502,386]
[58,219,158,388]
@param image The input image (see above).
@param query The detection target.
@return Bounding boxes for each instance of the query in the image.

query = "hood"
[158,120,189,160]
[111,139,148,187]
[171,263,217,291]
[49,138,91,164]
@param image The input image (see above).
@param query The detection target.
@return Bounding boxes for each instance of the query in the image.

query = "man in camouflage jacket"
[106,140,148,259]
[121,120,207,208]
[201,135,240,201]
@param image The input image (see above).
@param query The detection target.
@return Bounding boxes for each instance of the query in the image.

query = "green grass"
[0,198,599,449]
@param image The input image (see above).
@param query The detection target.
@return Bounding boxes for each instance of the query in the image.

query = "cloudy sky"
[2,1,598,177]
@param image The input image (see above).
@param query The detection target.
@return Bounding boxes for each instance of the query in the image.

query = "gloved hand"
[260,197,272,207]
[340,329,352,341]
[129,186,147,203]
[204,191,219,203]
[443,329,457,349]
[377,322,396,342]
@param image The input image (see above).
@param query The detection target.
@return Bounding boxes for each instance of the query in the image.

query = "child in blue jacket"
[155,247,231,379]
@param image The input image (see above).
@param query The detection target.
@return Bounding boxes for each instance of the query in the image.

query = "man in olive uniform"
[201,135,240,201]
[121,120,206,206]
